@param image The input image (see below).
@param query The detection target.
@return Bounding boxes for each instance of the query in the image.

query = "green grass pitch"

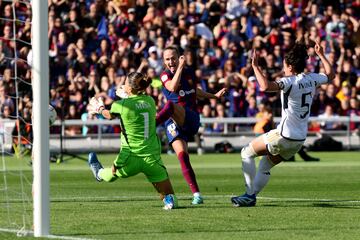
[1,151,360,239]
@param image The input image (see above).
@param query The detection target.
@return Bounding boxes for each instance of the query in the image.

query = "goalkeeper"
[87,72,177,210]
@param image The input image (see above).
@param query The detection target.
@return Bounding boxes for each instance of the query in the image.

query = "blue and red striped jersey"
[160,68,197,111]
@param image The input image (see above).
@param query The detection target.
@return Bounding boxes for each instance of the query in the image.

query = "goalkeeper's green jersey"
[110,94,161,157]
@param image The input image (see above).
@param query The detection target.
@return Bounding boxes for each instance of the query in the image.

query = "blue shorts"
[165,108,200,144]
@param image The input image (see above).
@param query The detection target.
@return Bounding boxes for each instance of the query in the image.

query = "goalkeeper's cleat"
[231,193,256,207]
[191,195,204,205]
[163,194,178,210]
[88,152,103,182]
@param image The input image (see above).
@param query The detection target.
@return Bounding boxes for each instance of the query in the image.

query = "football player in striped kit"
[156,46,226,205]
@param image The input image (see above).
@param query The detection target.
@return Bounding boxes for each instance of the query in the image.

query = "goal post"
[32,0,50,237]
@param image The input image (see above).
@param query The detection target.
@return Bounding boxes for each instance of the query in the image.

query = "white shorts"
[262,129,304,160]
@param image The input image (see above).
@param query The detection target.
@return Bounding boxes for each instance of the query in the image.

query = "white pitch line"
[48,195,360,203]
[0,227,20,234]
[2,194,360,203]
[0,228,95,240]
[258,196,360,203]
[44,234,95,240]
[3,195,360,203]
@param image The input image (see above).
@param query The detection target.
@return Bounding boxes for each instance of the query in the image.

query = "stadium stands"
[1,0,359,147]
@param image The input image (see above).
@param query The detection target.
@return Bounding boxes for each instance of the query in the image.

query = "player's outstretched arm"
[88,97,113,119]
[98,109,112,119]
[314,40,335,82]
[251,50,279,92]
[196,87,227,99]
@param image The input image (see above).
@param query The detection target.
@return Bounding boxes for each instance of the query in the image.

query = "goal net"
[1,0,49,237]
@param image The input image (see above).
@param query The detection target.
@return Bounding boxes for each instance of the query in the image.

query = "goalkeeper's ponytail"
[128,72,152,93]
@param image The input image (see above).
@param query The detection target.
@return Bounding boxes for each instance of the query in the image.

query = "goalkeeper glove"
[88,97,105,115]
[116,85,129,99]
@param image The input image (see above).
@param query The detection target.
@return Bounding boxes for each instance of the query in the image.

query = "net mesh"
[0,0,33,236]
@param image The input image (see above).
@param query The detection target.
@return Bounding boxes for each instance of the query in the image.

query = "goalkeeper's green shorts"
[113,152,169,183]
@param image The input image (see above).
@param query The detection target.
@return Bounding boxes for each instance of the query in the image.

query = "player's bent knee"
[267,154,283,165]
[241,145,257,159]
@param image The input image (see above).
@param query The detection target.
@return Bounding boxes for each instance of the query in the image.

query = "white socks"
[241,145,274,196]
[241,145,257,195]
[242,156,256,195]
[193,192,201,197]
[254,156,274,195]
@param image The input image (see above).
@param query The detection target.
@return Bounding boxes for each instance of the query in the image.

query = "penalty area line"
[48,195,360,203]
[258,196,360,203]
[3,195,360,203]
[0,228,95,240]
[44,234,95,240]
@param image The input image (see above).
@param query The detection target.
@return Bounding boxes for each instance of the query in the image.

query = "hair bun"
[128,71,153,92]
[139,74,152,89]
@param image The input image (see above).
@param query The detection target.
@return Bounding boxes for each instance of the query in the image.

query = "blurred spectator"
[147,46,162,75]
[246,96,258,117]
[200,104,214,133]
[64,104,81,136]
[253,106,274,136]
[213,103,226,132]
[12,106,32,151]
[336,81,352,103]
[318,105,342,131]
[349,98,360,132]
[311,89,327,116]
[0,84,14,118]
[324,83,341,114]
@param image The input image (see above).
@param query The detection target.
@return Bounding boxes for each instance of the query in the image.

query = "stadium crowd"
[0,0,360,136]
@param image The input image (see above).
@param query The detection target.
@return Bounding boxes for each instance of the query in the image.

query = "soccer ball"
[49,105,57,126]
